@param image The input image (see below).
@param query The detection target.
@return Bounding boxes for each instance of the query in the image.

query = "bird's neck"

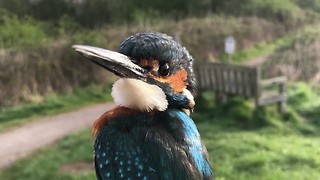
[111,78,169,112]
[91,105,142,137]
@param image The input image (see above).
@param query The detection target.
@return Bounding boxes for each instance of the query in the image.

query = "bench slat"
[260,76,287,87]
[196,62,287,113]
[258,94,288,106]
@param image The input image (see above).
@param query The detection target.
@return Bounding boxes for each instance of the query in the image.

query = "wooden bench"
[195,62,287,113]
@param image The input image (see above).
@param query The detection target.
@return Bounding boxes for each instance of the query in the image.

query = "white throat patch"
[111,78,168,112]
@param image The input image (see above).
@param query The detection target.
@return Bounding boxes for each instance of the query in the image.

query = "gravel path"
[0,102,115,170]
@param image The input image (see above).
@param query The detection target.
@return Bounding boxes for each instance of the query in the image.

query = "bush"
[195,94,255,128]
[283,107,303,124]
[194,92,216,113]
[287,83,320,129]
[262,26,320,82]
[252,106,282,127]
[2,0,318,28]
[194,92,306,129]
[294,0,320,13]
[288,83,319,110]
[222,97,254,127]
[211,0,306,23]
[0,14,48,48]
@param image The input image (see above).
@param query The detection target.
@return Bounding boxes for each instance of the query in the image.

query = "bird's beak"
[72,45,147,81]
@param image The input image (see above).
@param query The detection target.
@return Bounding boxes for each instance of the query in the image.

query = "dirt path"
[0,55,270,170]
[243,56,268,67]
[0,102,115,170]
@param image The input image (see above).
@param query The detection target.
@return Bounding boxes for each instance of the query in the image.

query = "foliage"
[218,97,254,127]
[288,83,319,109]
[251,106,283,128]
[262,25,320,81]
[287,83,320,128]
[294,0,320,13]
[0,0,319,28]
[0,14,297,109]
[174,16,290,61]
[223,34,295,63]
[195,95,266,128]
[222,25,320,63]
[0,37,115,108]
[1,0,320,109]
[0,0,205,27]
[0,13,48,48]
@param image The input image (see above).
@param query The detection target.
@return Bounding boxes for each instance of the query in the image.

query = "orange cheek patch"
[91,106,139,138]
[154,69,188,93]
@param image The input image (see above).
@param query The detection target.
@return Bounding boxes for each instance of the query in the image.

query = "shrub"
[223,97,254,127]
[283,107,303,124]
[210,0,306,23]
[0,14,48,48]
[194,92,216,113]
[288,83,319,110]
[194,92,305,129]
[252,106,282,128]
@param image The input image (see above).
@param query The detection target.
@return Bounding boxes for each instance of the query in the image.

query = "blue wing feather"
[168,110,212,178]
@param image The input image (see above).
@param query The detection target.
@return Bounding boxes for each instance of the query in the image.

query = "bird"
[73,32,213,180]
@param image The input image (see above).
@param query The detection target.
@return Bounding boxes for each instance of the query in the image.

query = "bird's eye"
[159,63,170,76]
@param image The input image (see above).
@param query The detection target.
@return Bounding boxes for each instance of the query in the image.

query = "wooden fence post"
[254,66,261,109]
[278,82,286,114]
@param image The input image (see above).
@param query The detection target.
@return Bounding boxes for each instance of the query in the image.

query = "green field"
[0,120,319,180]
[0,82,319,179]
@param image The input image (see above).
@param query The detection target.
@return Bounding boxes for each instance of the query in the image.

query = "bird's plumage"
[119,32,197,96]
[111,78,168,112]
[73,32,213,180]
[94,107,211,180]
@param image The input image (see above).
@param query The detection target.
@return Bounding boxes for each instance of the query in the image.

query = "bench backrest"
[195,63,260,98]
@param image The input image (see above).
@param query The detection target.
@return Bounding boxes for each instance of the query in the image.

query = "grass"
[230,36,293,63]
[0,120,319,180]
[0,82,319,179]
[220,30,295,63]
[0,129,95,180]
[201,122,320,180]
[220,24,320,64]
[0,84,112,132]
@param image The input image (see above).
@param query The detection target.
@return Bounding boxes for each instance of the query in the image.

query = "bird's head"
[73,32,196,115]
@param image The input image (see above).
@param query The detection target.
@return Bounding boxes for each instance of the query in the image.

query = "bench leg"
[278,83,286,114]
[216,93,228,104]
[254,97,260,109]
[278,101,286,114]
